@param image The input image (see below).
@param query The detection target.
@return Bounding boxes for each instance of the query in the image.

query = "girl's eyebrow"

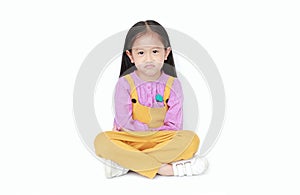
[132,45,164,50]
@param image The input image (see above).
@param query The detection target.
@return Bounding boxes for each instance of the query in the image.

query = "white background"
[1,1,299,195]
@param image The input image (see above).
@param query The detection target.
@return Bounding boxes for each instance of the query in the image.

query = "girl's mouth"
[145,64,155,69]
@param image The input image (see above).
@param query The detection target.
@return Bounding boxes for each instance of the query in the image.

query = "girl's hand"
[113,125,130,132]
[112,125,119,131]
[120,127,131,132]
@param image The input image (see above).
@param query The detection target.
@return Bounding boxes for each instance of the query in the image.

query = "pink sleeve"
[113,77,149,131]
[154,78,184,131]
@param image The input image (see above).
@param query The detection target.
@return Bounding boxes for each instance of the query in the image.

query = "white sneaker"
[104,159,129,178]
[172,155,208,177]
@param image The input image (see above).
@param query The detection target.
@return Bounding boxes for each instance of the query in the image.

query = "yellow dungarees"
[94,74,200,179]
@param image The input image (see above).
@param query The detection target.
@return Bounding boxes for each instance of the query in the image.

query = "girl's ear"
[126,50,134,63]
[164,47,172,60]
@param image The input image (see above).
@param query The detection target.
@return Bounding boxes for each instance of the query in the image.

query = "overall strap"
[163,76,175,104]
[125,74,175,104]
[124,74,138,101]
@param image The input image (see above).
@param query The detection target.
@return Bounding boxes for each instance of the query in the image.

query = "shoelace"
[175,161,193,176]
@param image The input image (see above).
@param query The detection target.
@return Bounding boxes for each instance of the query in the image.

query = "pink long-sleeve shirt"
[113,71,183,131]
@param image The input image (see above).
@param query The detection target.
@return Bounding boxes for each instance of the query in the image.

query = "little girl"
[94,20,208,179]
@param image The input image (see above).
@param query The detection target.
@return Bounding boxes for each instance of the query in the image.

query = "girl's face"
[126,32,171,81]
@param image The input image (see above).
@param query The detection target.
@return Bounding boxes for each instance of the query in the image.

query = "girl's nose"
[145,51,153,62]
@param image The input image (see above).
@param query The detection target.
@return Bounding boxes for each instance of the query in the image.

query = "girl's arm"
[113,77,148,131]
[154,78,184,131]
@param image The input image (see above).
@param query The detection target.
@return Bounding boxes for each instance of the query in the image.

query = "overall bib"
[94,74,200,179]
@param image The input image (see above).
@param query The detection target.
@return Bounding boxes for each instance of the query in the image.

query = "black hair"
[119,20,177,78]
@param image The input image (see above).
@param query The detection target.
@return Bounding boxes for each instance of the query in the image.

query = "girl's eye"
[137,51,144,55]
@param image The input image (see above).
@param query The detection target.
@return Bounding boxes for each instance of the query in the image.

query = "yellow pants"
[94,130,200,179]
